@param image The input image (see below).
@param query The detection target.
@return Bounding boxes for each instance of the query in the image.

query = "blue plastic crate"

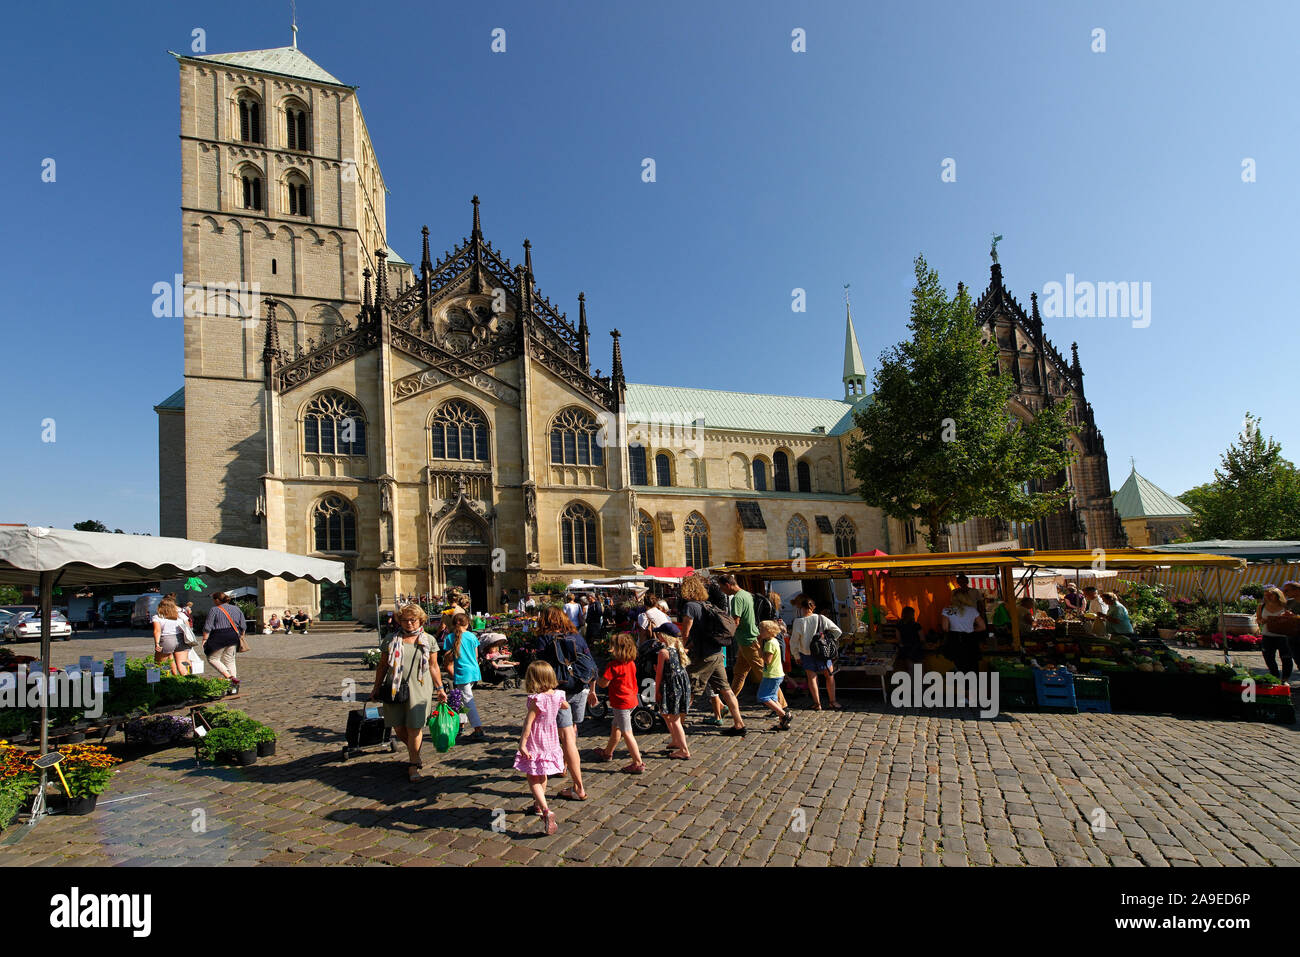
[1033,667,1077,709]
[1076,697,1112,714]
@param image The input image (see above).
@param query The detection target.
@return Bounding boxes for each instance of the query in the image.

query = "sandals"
[667,750,691,760]
[407,763,423,782]
[541,809,558,835]
[620,762,646,774]
[557,787,588,801]
[521,802,543,815]
[588,748,611,762]
[829,702,843,710]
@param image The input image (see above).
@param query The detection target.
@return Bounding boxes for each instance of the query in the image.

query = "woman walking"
[788,594,842,711]
[371,604,446,781]
[940,588,987,706]
[153,596,191,676]
[442,612,486,741]
[1257,587,1295,682]
[653,629,692,759]
[202,591,246,692]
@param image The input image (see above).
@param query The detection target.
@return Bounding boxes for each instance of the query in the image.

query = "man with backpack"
[678,575,746,735]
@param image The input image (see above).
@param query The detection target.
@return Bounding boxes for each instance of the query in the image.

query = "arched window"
[238,95,262,143]
[313,494,356,551]
[637,511,657,568]
[835,517,857,557]
[444,517,487,545]
[241,169,263,211]
[655,453,673,487]
[773,451,791,492]
[284,101,309,151]
[304,391,366,455]
[787,515,809,558]
[684,512,710,569]
[286,172,310,217]
[796,460,812,493]
[550,408,604,466]
[752,459,768,492]
[430,399,489,461]
[628,443,647,485]
[560,502,599,565]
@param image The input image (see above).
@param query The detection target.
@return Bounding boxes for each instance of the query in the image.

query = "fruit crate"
[996,673,1036,711]
[1033,667,1077,713]
[1072,674,1110,700]
[1219,680,1295,723]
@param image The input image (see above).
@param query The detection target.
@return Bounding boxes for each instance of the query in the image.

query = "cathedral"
[155,40,1123,622]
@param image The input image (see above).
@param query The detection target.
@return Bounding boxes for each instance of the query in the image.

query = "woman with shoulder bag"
[371,604,446,781]
[789,594,842,711]
[202,592,247,692]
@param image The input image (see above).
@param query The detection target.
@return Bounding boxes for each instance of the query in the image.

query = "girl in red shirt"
[592,631,645,773]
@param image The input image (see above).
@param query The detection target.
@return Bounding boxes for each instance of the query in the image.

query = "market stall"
[0,526,346,831]
[721,547,1276,720]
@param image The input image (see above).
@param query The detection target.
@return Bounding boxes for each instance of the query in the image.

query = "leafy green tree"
[0,585,21,604]
[848,255,1077,551]
[73,519,109,533]
[1179,414,1300,540]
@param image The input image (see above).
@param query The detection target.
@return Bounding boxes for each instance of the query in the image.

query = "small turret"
[842,300,867,400]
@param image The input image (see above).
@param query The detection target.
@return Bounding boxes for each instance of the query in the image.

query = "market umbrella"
[0,526,346,827]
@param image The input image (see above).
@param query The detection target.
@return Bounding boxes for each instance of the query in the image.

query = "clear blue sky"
[2,0,1295,533]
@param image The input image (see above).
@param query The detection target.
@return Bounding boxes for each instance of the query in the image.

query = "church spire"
[610,328,624,387]
[471,195,482,238]
[577,292,590,372]
[469,196,483,294]
[361,267,372,322]
[842,294,867,401]
[420,225,431,272]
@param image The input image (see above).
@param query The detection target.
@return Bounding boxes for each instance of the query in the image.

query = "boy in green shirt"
[756,621,792,731]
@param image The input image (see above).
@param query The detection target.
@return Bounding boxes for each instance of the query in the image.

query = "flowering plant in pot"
[0,745,37,830]
[56,744,121,814]
[124,713,194,748]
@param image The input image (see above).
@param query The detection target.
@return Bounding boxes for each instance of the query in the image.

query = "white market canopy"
[0,526,346,587]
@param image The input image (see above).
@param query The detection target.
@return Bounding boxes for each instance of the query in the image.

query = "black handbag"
[375,649,415,704]
[809,616,840,660]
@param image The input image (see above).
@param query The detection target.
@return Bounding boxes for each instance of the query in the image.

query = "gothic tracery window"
[313,494,356,552]
[560,502,599,565]
[787,514,809,558]
[684,512,710,569]
[637,511,657,568]
[304,391,366,456]
[430,399,489,461]
[835,516,857,557]
[550,408,604,467]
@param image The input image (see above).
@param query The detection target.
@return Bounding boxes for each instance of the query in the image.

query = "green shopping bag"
[429,703,459,753]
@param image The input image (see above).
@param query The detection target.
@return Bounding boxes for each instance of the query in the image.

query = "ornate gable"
[263,197,617,409]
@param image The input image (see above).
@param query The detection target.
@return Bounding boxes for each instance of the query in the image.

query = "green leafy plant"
[531,580,566,597]
[56,744,121,798]
[250,723,276,744]
[198,725,257,761]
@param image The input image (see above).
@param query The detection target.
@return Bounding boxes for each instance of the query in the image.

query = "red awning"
[644,567,696,580]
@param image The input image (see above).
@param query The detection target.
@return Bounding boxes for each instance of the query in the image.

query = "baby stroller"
[478,632,521,689]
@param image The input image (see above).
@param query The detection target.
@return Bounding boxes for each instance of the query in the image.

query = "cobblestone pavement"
[2,629,1298,867]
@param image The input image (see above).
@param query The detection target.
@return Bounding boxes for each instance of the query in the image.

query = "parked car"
[130,594,164,630]
[0,610,13,632]
[103,601,134,628]
[5,610,73,642]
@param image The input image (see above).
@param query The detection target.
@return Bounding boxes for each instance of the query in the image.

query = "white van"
[130,594,164,629]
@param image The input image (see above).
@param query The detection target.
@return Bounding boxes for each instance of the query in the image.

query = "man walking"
[679,574,746,735]
[721,574,784,707]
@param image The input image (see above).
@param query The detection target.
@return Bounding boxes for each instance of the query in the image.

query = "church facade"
[156,41,1122,622]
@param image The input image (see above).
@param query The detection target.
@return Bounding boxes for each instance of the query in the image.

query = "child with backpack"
[757,620,793,730]
[653,630,692,759]
[592,631,645,773]
[514,660,570,835]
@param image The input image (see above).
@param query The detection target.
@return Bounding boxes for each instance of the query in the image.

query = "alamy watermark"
[0,667,105,719]
[1039,274,1151,328]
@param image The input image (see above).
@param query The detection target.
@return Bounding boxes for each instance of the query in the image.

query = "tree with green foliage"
[1179,414,1300,540]
[848,255,1077,551]
[73,519,109,533]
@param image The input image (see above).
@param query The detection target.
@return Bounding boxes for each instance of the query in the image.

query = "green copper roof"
[385,245,410,266]
[843,307,866,381]
[178,46,347,87]
[154,386,185,412]
[624,383,869,436]
[1112,468,1192,520]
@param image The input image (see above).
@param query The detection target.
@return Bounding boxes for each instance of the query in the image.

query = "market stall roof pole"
[1003,565,1021,653]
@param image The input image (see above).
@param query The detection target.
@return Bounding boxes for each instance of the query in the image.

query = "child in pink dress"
[514,660,570,834]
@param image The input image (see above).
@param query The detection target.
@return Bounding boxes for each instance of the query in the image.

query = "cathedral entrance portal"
[320,567,353,621]
[438,515,492,615]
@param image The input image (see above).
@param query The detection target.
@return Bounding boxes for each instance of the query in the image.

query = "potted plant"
[252,723,277,757]
[54,744,122,815]
[199,725,258,766]
[0,745,36,830]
